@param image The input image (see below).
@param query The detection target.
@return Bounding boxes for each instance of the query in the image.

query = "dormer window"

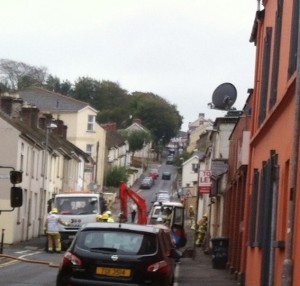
[87,115,96,131]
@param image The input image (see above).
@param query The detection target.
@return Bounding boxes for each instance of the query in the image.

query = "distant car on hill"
[162,171,171,180]
[166,155,174,165]
[148,168,159,179]
[140,177,154,189]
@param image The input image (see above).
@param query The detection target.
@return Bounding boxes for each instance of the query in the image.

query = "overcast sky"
[2,0,258,130]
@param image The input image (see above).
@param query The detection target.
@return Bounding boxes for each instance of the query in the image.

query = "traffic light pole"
[0,166,23,214]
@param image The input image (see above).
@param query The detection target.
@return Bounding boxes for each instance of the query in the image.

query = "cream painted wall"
[53,107,106,190]
[0,116,87,244]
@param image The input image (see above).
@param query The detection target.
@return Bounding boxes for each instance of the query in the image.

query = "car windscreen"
[77,229,157,255]
[55,197,99,215]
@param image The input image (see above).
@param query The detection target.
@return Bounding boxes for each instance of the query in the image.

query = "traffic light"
[11,187,23,208]
[10,171,22,184]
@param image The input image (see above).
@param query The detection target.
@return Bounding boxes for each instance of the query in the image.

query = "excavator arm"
[119,182,147,224]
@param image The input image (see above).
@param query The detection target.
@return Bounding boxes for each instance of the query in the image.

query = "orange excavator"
[119,182,147,224]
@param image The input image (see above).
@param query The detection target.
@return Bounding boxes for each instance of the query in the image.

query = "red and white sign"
[198,170,212,194]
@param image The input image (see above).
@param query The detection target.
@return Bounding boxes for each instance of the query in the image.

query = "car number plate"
[96,267,131,277]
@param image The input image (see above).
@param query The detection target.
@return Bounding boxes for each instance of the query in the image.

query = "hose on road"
[0,253,59,268]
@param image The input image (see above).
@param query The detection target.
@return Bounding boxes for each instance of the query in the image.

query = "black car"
[56,222,178,286]
[162,172,171,180]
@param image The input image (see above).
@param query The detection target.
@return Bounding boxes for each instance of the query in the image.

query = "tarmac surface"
[0,205,238,286]
[174,219,238,286]
[0,167,238,285]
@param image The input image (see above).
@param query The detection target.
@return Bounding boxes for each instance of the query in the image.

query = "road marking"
[15,250,31,254]
[19,251,42,259]
[0,259,18,268]
[174,262,180,286]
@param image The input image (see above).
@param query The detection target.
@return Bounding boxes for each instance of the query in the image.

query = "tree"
[46,75,61,92]
[0,58,48,90]
[119,130,152,156]
[105,166,128,187]
[72,77,129,111]
[97,107,131,128]
[129,92,183,144]
[45,75,73,95]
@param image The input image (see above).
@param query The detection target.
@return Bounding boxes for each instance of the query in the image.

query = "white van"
[53,193,103,249]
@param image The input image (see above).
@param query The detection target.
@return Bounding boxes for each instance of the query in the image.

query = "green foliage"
[173,151,193,167]
[120,129,152,155]
[46,75,73,95]
[1,60,184,137]
[130,92,183,144]
[105,166,128,187]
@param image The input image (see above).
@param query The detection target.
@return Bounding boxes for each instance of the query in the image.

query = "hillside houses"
[0,95,92,243]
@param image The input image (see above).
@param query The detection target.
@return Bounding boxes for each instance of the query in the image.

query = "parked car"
[162,171,171,180]
[56,222,178,286]
[148,168,159,179]
[140,177,154,189]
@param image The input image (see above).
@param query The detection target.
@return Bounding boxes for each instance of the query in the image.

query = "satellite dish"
[209,83,237,110]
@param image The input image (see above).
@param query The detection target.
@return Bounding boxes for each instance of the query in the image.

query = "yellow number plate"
[96,267,131,277]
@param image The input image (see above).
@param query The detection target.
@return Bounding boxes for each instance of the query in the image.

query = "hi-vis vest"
[47,214,60,232]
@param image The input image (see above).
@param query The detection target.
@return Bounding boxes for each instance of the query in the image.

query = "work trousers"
[47,232,62,252]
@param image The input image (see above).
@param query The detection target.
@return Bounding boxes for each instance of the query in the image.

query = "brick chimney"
[53,119,67,139]
[133,118,142,125]
[21,104,40,128]
[39,113,54,130]
[101,122,117,131]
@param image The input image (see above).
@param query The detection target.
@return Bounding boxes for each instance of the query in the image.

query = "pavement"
[112,187,237,286]
[174,219,237,286]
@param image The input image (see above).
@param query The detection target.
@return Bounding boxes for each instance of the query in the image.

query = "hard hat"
[51,208,58,214]
[96,214,102,222]
[105,211,112,216]
[156,217,163,222]
[203,213,208,218]
[189,205,193,208]
[102,213,109,220]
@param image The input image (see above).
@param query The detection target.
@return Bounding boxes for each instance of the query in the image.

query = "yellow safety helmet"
[96,214,102,222]
[51,208,58,214]
[203,213,208,218]
[102,213,109,220]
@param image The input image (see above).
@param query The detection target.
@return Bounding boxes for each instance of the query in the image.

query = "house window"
[258,27,272,125]
[86,144,93,156]
[288,0,299,78]
[87,115,96,131]
[269,0,283,109]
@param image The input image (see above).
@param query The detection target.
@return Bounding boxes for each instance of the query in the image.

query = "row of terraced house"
[0,87,153,244]
[180,2,300,285]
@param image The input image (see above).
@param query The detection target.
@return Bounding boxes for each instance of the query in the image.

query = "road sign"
[198,170,212,194]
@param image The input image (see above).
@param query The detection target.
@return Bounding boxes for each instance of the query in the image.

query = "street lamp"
[39,122,57,235]
[42,123,57,192]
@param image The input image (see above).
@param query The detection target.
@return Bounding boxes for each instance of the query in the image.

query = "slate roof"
[0,110,92,163]
[106,130,126,149]
[16,87,89,113]
[211,159,228,179]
